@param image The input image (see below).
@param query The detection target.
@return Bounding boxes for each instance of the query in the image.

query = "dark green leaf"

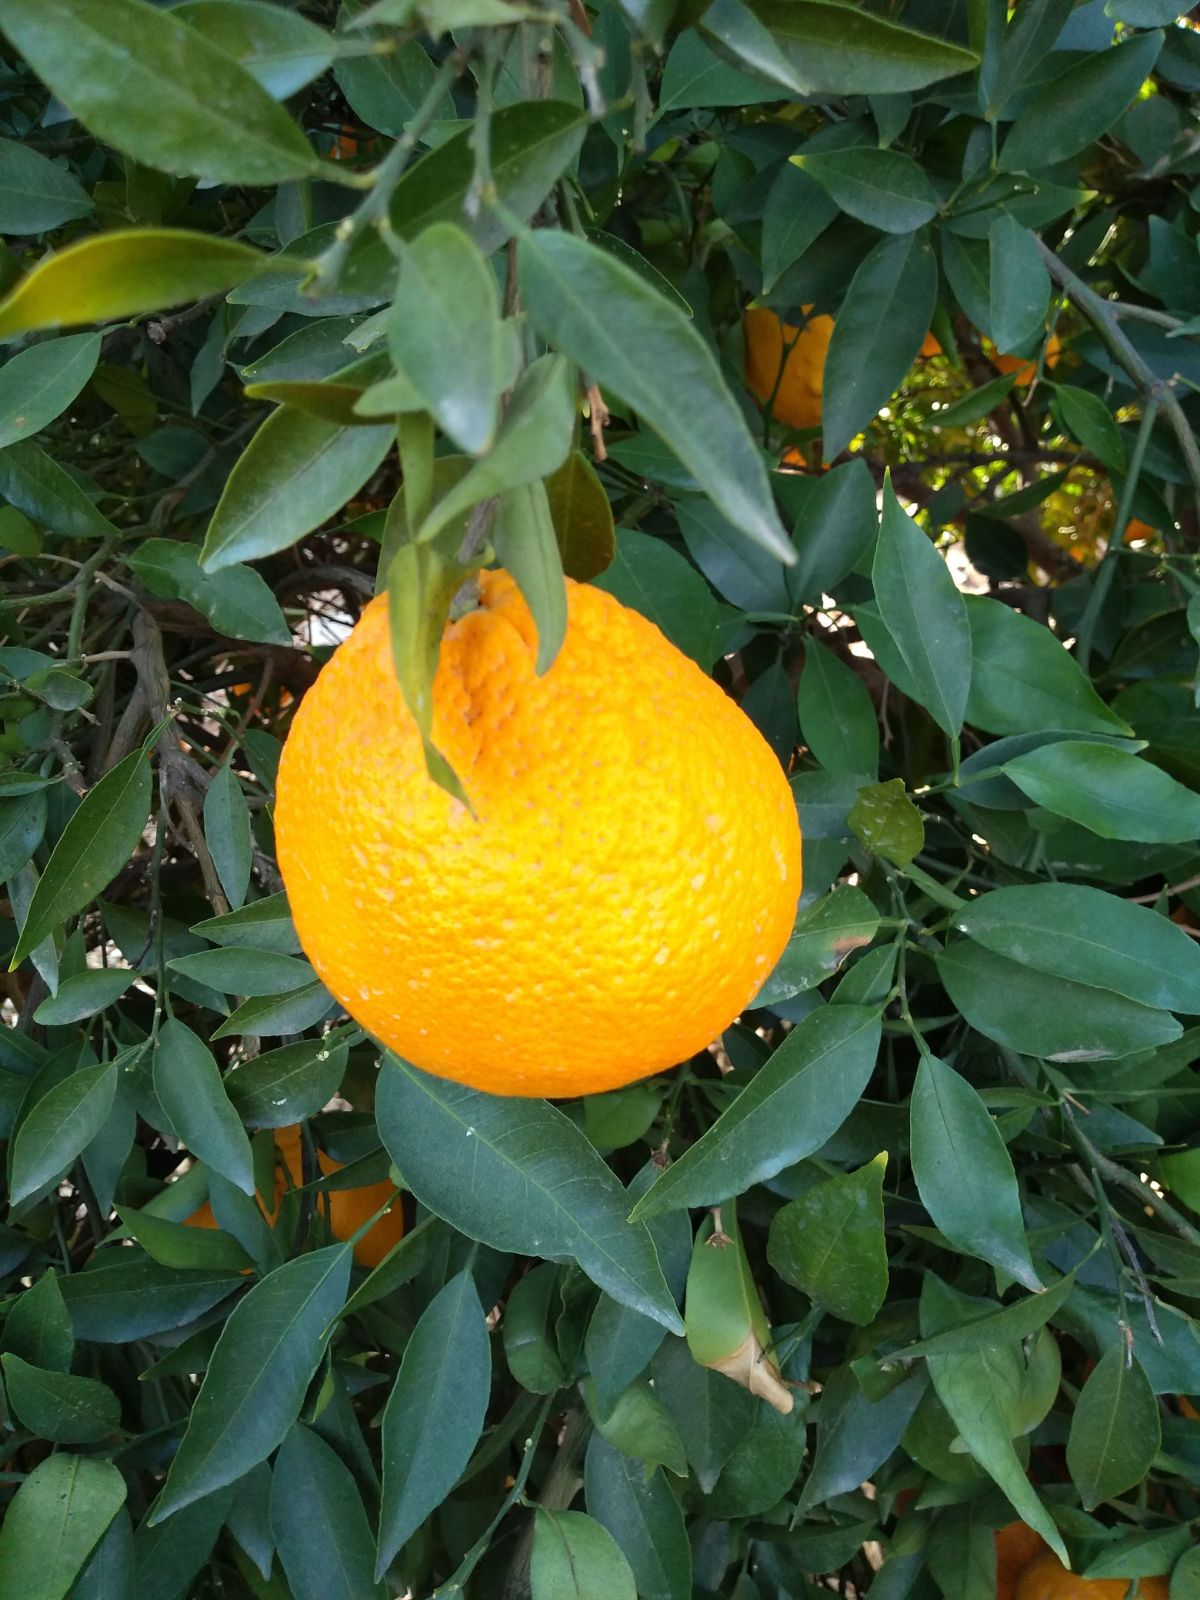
[270,1425,386,1600]
[192,891,300,953]
[796,148,939,234]
[544,450,615,582]
[0,790,46,881]
[0,441,117,541]
[742,0,978,94]
[768,1154,888,1324]
[0,1455,126,1600]
[203,764,254,910]
[0,136,92,234]
[1003,740,1200,842]
[797,643,879,776]
[756,885,881,1005]
[988,215,1050,354]
[174,0,334,98]
[1067,1344,1161,1510]
[131,539,290,646]
[3,1270,74,1371]
[32,968,132,1025]
[169,947,314,994]
[1052,383,1126,472]
[0,333,100,448]
[584,1436,692,1600]
[531,1509,637,1600]
[10,1060,118,1206]
[503,1262,567,1394]
[798,1363,924,1509]
[59,1257,244,1342]
[153,1019,255,1194]
[933,372,1019,429]
[894,1267,1078,1362]
[1000,30,1165,172]
[72,1507,133,1600]
[677,494,790,614]
[591,528,722,667]
[762,162,841,291]
[224,1037,348,1128]
[1,1354,121,1443]
[783,457,878,604]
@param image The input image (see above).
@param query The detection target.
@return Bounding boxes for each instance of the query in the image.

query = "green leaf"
[503,1262,567,1394]
[661,22,792,108]
[0,231,278,340]
[270,1426,386,1600]
[192,891,300,954]
[224,1039,347,1129]
[0,1455,126,1600]
[59,1257,245,1343]
[136,1485,235,1600]
[936,937,1181,1061]
[761,162,839,292]
[870,479,971,738]
[586,1376,688,1478]
[0,441,118,541]
[0,334,100,448]
[954,883,1200,1014]
[519,228,790,563]
[131,539,290,646]
[591,528,722,668]
[584,1436,692,1600]
[71,1506,133,1600]
[1002,27,1165,169]
[797,644,879,777]
[1003,740,1200,842]
[335,9,454,135]
[203,764,253,911]
[116,1206,254,1272]
[964,595,1132,738]
[755,885,881,1006]
[169,947,313,995]
[796,148,939,234]
[848,778,924,868]
[782,457,879,605]
[376,1270,491,1578]
[1052,383,1126,473]
[377,1057,683,1333]
[630,1005,882,1218]
[152,1245,352,1522]
[932,372,1019,429]
[389,222,506,456]
[0,135,92,234]
[941,230,992,335]
[894,1267,1079,1362]
[822,229,937,459]
[201,409,393,570]
[32,968,132,1025]
[212,979,334,1038]
[0,0,322,184]
[153,1019,255,1195]
[1,1354,120,1443]
[768,1154,889,1325]
[741,0,978,93]
[174,0,334,99]
[3,1270,74,1371]
[798,1363,924,1509]
[531,1510,637,1600]
[10,1061,117,1206]
[910,1054,1042,1291]
[676,495,790,614]
[544,450,615,582]
[988,214,1050,355]
[1066,1344,1161,1510]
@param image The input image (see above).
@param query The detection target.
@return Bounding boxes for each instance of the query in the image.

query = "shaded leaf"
[1067,1344,1161,1510]
[271,1425,386,1600]
[153,1019,255,1195]
[0,1454,126,1600]
[768,1154,889,1325]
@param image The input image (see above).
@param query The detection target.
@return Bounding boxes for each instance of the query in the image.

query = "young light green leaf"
[203,764,253,911]
[376,1056,683,1333]
[0,1454,126,1600]
[151,1245,352,1522]
[531,1510,638,1600]
[870,479,970,738]
[154,1019,255,1195]
[848,778,924,868]
[270,1426,386,1600]
[0,442,118,541]
[768,1154,889,1325]
[519,228,790,562]
[755,885,881,1006]
[376,1271,491,1578]
[493,479,568,676]
[910,1054,1042,1291]
[201,409,393,570]
[0,0,322,185]
[630,1005,882,1218]
[0,136,92,234]
[1003,740,1200,842]
[10,1061,118,1207]
[797,643,879,777]
[1067,1345,1161,1510]
[131,539,290,646]
[0,333,100,448]
[796,147,939,234]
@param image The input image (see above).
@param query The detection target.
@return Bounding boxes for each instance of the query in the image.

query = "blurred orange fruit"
[997,1523,1050,1600]
[920,331,943,358]
[992,331,1062,386]
[275,570,803,1097]
[1015,1551,1169,1598]
[744,305,834,430]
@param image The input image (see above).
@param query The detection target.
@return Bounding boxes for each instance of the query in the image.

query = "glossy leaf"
[796,147,939,234]
[797,643,879,776]
[1003,740,1200,842]
[756,885,881,1006]
[0,1455,126,1600]
[0,333,100,447]
[153,1020,255,1195]
[768,1154,888,1325]
[1000,30,1164,172]
[270,1425,386,1600]
[130,539,290,646]
[676,494,790,615]
[964,596,1131,737]
[1067,1344,1161,1510]
[0,441,117,541]
[10,1061,118,1206]
[531,1509,637,1600]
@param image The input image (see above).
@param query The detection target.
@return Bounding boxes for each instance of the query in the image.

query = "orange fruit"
[1015,1552,1169,1598]
[185,1123,403,1268]
[992,330,1062,386]
[744,305,834,430]
[920,331,943,358]
[275,570,802,1097]
[997,1523,1050,1600]
[1123,517,1154,543]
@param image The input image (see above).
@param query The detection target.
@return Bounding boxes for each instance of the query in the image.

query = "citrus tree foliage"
[2,2,1200,1597]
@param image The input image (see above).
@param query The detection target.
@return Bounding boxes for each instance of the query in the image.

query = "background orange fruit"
[992,331,1062,385]
[1015,1551,1170,1598]
[744,305,834,430]
[275,570,802,1097]
[997,1522,1050,1599]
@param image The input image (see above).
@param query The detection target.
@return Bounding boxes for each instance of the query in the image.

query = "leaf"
[0,790,47,883]
[798,1363,924,1510]
[0,441,118,541]
[72,1506,133,1600]
[796,148,939,234]
[894,1267,1079,1362]
[503,1262,567,1394]
[31,969,131,1026]
[755,885,881,1006]
[1066,1345,1161,1510]
[335,10,454,135]
[519,228,790,562]
[768,1154,889,1325]
[797,644,879,777]
[761,161,839,292]
[935,937,1180,1062]
[192,891,300,953]
[591,528,722,668]
[203,764,253,911]
[3,1270,74,1371]
[822,229,937,459]
[1,1354,121,1444]
[10,1061,117,1206]
[224,1038,347,1128]
[1000,30,1164,172]
[213,979,334,1039]
[676,495,790,614]
[0,232,278,340]
[59,1257,245,1342]
[544,450,615,582]
[151,1245,352,1522]
[933,372,1019,429]
[630,1005,882,1218]
[117,1206,254,1273]
[153,1020,255,1195]
[964,596,1131,738]
[782,457,879,605]
[0,0,322,184]
[741,0,978,94]
[201,409,393,570]
[0,1454,126,1600]
[174,0,335,99]
[848,779,924,868]
[1052,383,1126,473]
[0,135,92,234]
[377,1057,683,1333]
[0,333,100,449]
[910,1054,1042,1291]
[953,883,1200,1015]
[170,947,314,995]
[376,1271,491,1578]
[532,1510,637,1600]
[988,215,1050,355]
[1002,740,1200,842]
[684,1201,792,1414]
[586,1376,689,1476]
[584,1436,692,1600]
[388,222,506,456]
[270,1426,386,1600]
[130,539,290,646]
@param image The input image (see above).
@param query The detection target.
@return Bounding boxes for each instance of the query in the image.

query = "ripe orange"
[185,1123,404,1267]
[275,570,802,1097]
[992,331,1062,386]
[920,331,943,358]
[744,305,834,430]
[1015,1552,1169,1598]
[997,1523,1049,1600]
